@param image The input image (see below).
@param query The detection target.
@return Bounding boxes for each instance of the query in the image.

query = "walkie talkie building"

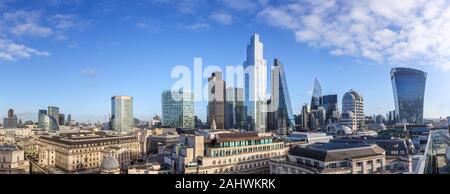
[391,68,427,125]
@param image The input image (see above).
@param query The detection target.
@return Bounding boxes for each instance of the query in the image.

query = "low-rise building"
[0,145,30,174]
[270,143,385,174]
[127,163,170,174]
[166,132,288,174]
[36,131,140,173]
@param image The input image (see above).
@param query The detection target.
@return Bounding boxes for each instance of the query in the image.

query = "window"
[367,160,373,165]
[329,163,337,168]
[340,162,348,167]
[376,159,381,164]
[356,162,363,167]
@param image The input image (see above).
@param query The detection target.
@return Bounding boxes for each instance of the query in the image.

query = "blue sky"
[1,0,450,123]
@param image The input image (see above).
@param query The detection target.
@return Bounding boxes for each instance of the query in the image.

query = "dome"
[101,156,120,170]
[326,123,340,133]
[336,125,353,135]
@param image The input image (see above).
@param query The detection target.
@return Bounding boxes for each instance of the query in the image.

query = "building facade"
[320,95,339,124]
[166,132,287,174]
[244,34,268,132]
[341,90,365,131]
[311,78,322,110]
[267,59,295,134]
[3,109,18,129]
[111,96,134,133]
[161,90,195,128]
[270,143,385,174]
[226,87,246,129]
[391,68,427,125]
[36,131,140,172]
[0,145,30,174]
[48,106,60,125]
[207,72,227,130]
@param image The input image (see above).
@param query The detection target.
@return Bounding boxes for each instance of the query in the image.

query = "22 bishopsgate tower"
[391,68,427,125]
[244,34,268,132]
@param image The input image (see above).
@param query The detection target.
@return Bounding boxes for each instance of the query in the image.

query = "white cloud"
[257,0,450,71]
[10,23,53,37]
[0,38,50,61]
[210,11,233,25]
[185,23,210,31]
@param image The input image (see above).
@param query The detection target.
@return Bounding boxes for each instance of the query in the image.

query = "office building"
[166,131,287,174]
[37,131,140,172]
[161,90,195,128]
[267,59,295,134]
[311,78,322,110]
[207,72,227,130]
[59,114,65,126]
[111,96,134,133]
[38,109,59,130]
[301,104,311,131]
[3,109,18,129]
[341,90,365,131]
[391,68,427,125]
[269,143,385,174]
[226,87,246,129]
[244,34,268,132]
[67,114,72,126]
[48,106,60,124]
[0,145,30,174]
[319,95,339,123]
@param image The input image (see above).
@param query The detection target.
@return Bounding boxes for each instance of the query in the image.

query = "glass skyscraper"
[38,109,59,130]
[111,96,133,133]
[391,68,427,125]
[244,34,268,132]
[268,59,295,134]
[48,106,60,125]
[311,78,322,110]
[320,95,339,123]
[161,90,195,128]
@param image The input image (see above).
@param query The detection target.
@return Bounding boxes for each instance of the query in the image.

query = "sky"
[1,0,450,123]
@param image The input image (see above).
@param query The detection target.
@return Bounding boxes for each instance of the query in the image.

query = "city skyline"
[1,1,450,123]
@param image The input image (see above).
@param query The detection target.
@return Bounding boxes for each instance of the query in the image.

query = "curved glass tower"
[391,68,427,125]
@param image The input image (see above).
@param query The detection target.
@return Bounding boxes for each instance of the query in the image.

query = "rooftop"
[290,143,385,162]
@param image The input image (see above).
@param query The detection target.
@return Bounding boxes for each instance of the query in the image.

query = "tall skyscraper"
[161,90,195,128]
[267,59,295,134]
[447,116,450,132]
[341,90,365,131]
[226,87,246,129]
[311,78,322,110]
[3,109,18,129]
[111,96,133,133]
[244,33,268,132]
[48,106,60,125]
[320,95,339,123]
[207,72,227,130]
[391,68,427,125]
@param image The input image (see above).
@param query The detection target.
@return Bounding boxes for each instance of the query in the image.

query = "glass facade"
[320,95,338,123]
[269,59,295,133]
[111,96,133,133]
[48,106,60,125]
[311,78,322,110]
[244,34,267,132]
[391,68,427,125]
[161,90,195,128]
